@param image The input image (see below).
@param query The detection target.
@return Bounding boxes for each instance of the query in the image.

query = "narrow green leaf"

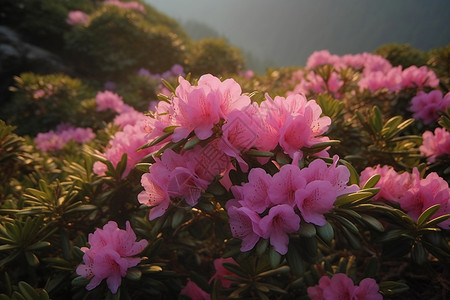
[222,262,248,278]
[423,213,450,228]
[27,241,50,251]
[269,248,282,268]
[18,282,38,300]
[417,204,441,227]
[135,162,151,172]
[255,239,269,256]
[138,131,172,150]
[371,106,383,133]
[360,214,384,232]
[25,252,39,267]
[379,281,409,296]
[161,78,176,93]
[334,191,373,207]
[246,150,274,157]
[171,209,185,229]
[286,244,304,276]
[183,136,201,150]
[362,174,381,189]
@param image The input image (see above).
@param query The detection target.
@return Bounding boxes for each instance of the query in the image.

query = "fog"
[145,0,450,72]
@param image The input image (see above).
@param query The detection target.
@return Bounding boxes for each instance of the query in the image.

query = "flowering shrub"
[1,47,450,300]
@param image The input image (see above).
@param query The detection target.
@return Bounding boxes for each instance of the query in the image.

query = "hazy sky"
[145,0,450,71]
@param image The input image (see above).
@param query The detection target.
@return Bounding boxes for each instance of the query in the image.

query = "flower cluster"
[307,273,382,300]
[361,165,450,229]
[76,221,148,294]
[420,127,450,163]
[66,10,89,26]
[410,90,450,124]
[227,156,359,254]
[104,0,145,12]
[93,119,155,178]
[292,50,439,98]
[35,123,95,152]
[138,75,334,223]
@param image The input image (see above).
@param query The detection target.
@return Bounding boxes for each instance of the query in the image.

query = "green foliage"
[375,43,429,68]
[188,38,245,77]
[1,73,96,136]
[64,5,188,81]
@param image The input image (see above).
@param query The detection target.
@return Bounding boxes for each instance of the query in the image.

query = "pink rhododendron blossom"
[208,257,239,288]
[228,206,262,252]
[76,221,147,294]
[66,10,89,25]
[401,65,439,88]
[306,50,340,69]
[353,278,384,300]
[361,166,450,228]
[96,91,132,114]
[258,204,300,255]
[295,180,336,226]
[239,168,273,213]
[104,0,145,12]
[94,120,153,178]
[420,127,450,163]
[180,280,211,300]
[308,274,382,300]
[35,125,95,152]
[269,164,306,206]
[410,90,449,124]
[397,169,450,229]
[360,165,411,202]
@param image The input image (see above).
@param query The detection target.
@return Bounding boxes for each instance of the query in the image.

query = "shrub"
[64,5,188,81]
[187,38,245,77]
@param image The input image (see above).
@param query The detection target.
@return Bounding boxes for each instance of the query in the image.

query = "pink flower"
[96,120,154,178]
[410,90,448,124]
[104,0,146,12]
[76,221,148,294]
[96,91,131,114]
[258,204,300,255]
[295,180,336,226]
[397,169,450,229]
[239,168,273,213]
[35,131,64,152]
[138,164,171,220]
[208,257,239,288]
[420,127,450,163]
[180,280,211,300]
[66,10,89,25]
[306,50,340,69]
[228,206,262,252]
[171,77,221,141]
[401,65,439,88]
[360,165,411,202]
[353,278,383,300]
[308,274,382,300]
[269,164,306,206]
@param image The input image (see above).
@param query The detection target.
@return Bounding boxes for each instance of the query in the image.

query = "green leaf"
[286,244,304,276]
[135,162,151,172]
[71,276,89,287]
[222,262,248,279]
[334,191,374,207]
[183,136,201,150]
[417,204,441,227]
[138,131,172,150]
[302,140,340,153]
[171,209,185,229]
[316,222,334,243]
[362,174,381,189]
[423,213,450,228]
[298,223,316,237]
[246,150,274,157]
[18,282,38,300]
[126,268,142,281]
[161,78,176,93]
[360,214,384,232]
[371,106,383,133]
[256,239,269,256]
[379,281,409,296]
[411,242,427,265]
[25,252,39,267]
[269,247,282,268]
[163,125,178,133]
[27,241,50,251]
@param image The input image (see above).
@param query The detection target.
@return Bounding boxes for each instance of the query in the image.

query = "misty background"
[144,0,450,72]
